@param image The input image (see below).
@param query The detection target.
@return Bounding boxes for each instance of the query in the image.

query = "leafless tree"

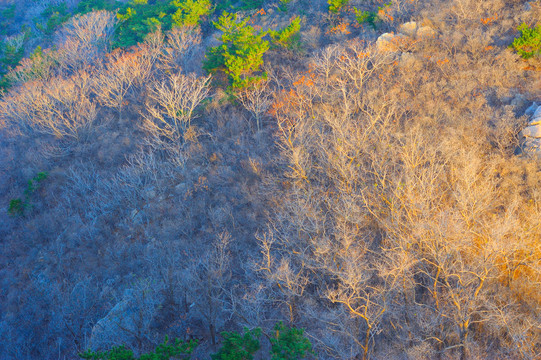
[93,50,141,119]
[0,71,97,140]
[191,232,232,345]
[160,25,202,72]
[141,72,211,144]
[56,10,117,73]
[237,79,273,132]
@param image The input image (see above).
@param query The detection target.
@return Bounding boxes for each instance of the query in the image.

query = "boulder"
[511,93,527,108]
[534,105,541,119]
[174,182,187,195]
[525,102,538,116]
[89,288,160,350]
[529,117,541,126]
[399,21,418,37]
[523,138,541,156]
[521,125,541,138]
[376,33,409,52]
[417,26,437,39]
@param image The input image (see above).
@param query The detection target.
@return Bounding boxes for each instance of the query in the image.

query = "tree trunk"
[210,323,216,346]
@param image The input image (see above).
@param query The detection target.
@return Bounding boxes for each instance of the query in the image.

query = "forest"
[0,0,540,359]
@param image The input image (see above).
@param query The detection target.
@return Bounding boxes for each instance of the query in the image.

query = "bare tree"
[141,72,211,144]
[191,232,232,345]
[0,71,97,140]
[237,79,273,132]
[256,231,308,324]
[160,25,202,72]
[56,10,117,73]
[93,50,141,119]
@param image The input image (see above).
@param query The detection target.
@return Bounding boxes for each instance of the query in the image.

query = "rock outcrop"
[89,288,160,350]
[521,103,541,156]
[376,21,437,52]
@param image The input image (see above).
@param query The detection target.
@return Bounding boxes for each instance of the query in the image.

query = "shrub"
[79,337,197,360]
[270,322,313,360]
[8,198,24,216]
[211,327,262,360]
[511,22,541,59]
[171,0,212,27]
[354,8,378,28]
[204,12,270,89]
[328,0,349,14]
[269,16,301,50]
[7,172,49,217]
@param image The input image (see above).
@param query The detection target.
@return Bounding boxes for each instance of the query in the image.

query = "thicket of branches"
[0,0,539,359]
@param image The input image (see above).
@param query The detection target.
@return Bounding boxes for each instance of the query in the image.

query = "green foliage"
[328,0,349,14]
[37,2,71,35]
[171,0,213,27]
[24,172,49,197]
[1,4,16,20]
[278,0,292,12]
[241,0,264,10]
[0,30,30,88]
[270,322,313,360]
[0,4,17,35]
[269,16,301,50]
[6,45,58,84]
[0,38,25,70]
[0,75,10,93]
[7,172,48,217]
[212,0,232,12]
[204,11,270,89]
[8,199,24,217]
[353,7,378,29]
[511,23,541,59]
[117,7,137,21]
[114,1,177,48]
[211,327,262,360]
[77,0,212,47]
[79,337,197,360]
[75,0,122,14]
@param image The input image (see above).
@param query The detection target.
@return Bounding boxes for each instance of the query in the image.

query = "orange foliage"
[480,14,498,25]
[326,22,351,35]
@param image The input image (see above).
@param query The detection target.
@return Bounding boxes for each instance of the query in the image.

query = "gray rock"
[534,105,541,119]
[525,102,538,116]
[89,287,160,350]
[529,117,541,126]
[521,125,541,138]
[143,187,156,199]
[130,209,143,225]
[174,182,187,195]
[511,94,527,108]
[399,22,417,37]
[525,137,541,147]
[523,138,541,156]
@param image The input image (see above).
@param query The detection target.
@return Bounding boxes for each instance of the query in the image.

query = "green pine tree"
[204,12,270,89]
[270,322,313,360]
[211,327,262,360]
